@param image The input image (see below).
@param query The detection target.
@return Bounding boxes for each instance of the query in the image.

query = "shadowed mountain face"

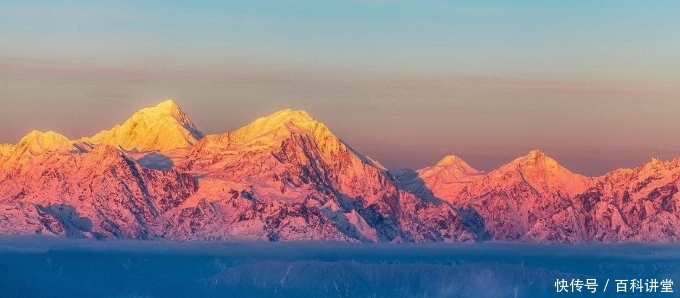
[1,99,680,243]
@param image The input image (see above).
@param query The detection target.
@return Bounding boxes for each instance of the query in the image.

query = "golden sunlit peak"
[19,130,69,143]
[15,130,73,155]
[436,155,465,166]
[155,99,180,110]
[139,99,184,117]
[268,109,314,121]
[230,108,326,143]
[80,98,203,152]
[252,109,319,128]
[124,99,194,125]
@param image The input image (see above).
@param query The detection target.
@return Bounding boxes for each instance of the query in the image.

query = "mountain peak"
[262,109,316,126]
[432,155,483,174]
[143,99,184,118]
[226,109,326,145]
[130,99,187,121]
[192,108,388,176]
[493,149,571,178]
[436,155,465,166]
[642,157,666,171]
[518,149,558,167]
[20,130,68,142]
[83,99,204,152]
[414,154,483,188]
[526,149,546,158]
[527,149,544,155]
[489,149,591,196]
[156,98,180,109]
[15,130,73,155]
[19,130,71,146]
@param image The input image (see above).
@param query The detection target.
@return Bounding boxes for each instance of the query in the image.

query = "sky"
[1,0,680,176]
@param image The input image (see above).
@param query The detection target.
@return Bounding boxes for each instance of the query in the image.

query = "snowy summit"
[1,99,680,243]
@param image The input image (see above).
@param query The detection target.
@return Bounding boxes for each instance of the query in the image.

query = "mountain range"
[1,99,679,243]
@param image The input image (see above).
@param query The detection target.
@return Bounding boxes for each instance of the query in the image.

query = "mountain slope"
[412,150,595,242]
[0,144,197,238]
[2,99,680,243]
[571,158,680,242]
[0,144,15,163]
[174,109,473,242]
[411,150,680,243]
[0,131,76,178]
[0,105,474,242]
[82,100,204,152]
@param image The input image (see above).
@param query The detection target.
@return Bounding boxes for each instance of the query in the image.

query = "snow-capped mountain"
[172,108,472,242]
[406,150,595,242]
[573,158,680,242]
[0,143,197,237]
[12,130,76,157]
[81,100,204,152]
[1,99,680,243]
[394,155,484,204]
[405,150,680,243]
[0,131,78,179]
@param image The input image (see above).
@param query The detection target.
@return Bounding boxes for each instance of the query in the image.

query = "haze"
[2,1,680,176]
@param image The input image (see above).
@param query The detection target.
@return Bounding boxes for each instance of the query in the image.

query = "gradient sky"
[2,0,680,176]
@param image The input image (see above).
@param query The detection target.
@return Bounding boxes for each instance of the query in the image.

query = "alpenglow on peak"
[226,108,329,143]
[81,99,204,152]
[155,99,181,110]
[260,109,316,125]
[132,99,188,121]
[14,130,74,155]
[509,149,560,168]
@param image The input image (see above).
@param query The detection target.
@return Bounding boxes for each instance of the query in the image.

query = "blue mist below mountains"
[1,237,679,298]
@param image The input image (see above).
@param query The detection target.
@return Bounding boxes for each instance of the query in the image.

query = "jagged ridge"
[1,99,680,243]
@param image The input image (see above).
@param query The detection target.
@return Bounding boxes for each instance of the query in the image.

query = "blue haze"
[0,237,679,297]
